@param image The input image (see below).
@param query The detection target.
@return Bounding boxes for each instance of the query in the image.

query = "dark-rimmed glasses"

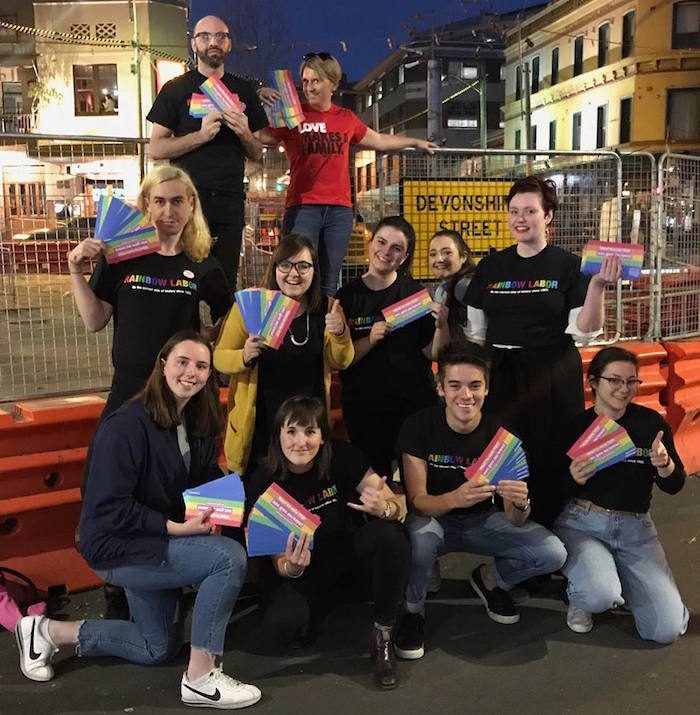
[302,52,333,61]
[193,32,230,43]
[597,375,643,389]
[277,260,314,275]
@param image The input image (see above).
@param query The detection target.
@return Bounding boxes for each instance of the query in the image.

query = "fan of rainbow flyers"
[465,427,529,485]
[94,194,158,264]
[183,473,245,528]
[235,288,300,349]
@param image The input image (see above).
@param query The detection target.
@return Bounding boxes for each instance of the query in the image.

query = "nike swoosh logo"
[29,622,42,660]
[183,683,221,702]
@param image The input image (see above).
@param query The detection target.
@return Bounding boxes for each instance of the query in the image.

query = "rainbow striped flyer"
[199,75,245,112]
[580,241,644,281]
[183,473,245,528]
[189,92,217,118]
[235,288,300,350]
[465,427,529,485]
[567,417,636,473]
[381,288,433,329]
[94,194,159,264]
[264,69,305,129]
[246,482,321,557]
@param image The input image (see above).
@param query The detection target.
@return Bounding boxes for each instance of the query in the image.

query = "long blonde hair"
[137,165,212,262]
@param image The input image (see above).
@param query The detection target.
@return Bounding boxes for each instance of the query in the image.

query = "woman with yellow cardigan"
[214,234,354,478]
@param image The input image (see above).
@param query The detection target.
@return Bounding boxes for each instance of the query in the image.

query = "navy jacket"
[78,401,222,569]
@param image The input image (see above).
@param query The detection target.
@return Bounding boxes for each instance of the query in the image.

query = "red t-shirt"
[268,103,368,208]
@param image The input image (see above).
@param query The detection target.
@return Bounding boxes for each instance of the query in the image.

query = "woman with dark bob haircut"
[214,234,354,477]
[555,346,688,643]
[244,395,410,689]
[465,175,621,527]
[15,331,261,709]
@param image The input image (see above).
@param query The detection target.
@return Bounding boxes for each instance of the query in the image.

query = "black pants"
[260,519,410,647]
[199,189,244,292]
[486,340,584,528]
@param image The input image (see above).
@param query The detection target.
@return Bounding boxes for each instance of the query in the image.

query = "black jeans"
[260,519,410,646]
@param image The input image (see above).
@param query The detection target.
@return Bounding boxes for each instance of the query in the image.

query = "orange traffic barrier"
[579,342,667,415]
[662,340,700,474]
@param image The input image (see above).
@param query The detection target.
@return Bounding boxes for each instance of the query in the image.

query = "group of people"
[12,13,689,712]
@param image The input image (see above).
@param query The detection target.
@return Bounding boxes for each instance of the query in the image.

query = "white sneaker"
[567,605,593,634]
[15,615,59,682]
[181,666,261,709]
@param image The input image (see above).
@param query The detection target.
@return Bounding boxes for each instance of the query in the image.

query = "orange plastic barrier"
[662,340,700,474]
[579,342,667,416]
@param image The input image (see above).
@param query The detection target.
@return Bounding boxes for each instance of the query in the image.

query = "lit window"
[73,64,118,116]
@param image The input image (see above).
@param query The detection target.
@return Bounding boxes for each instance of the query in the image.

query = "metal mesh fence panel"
[657,153,700,340]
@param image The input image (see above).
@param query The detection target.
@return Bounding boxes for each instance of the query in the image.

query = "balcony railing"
[0,113,35,133]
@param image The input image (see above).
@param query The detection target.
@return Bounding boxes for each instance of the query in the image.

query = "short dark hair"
[436,346,491,387]
[507,175,558,217]
[372,216,417,275]
[266,395,332,481]
[136,330,223,437]
[587,346,639,392]
[263,234,324,312]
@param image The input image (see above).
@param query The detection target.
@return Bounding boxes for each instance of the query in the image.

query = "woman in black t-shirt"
[214,235,354,477]
[336,216,450,478]
[245,396,410,689]
[554,346,688,643]
[465,176,620,527]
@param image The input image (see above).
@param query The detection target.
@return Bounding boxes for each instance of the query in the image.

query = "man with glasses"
[148,15,268,291]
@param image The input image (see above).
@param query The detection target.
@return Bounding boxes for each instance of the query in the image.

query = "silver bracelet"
[283,559,304,579]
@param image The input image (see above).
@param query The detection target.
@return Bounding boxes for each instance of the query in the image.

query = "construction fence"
[0,131,698,401]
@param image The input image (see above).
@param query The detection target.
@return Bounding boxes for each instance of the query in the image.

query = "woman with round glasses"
[255,52,437,296]
[214,234,353,477]
[554,346,688,643]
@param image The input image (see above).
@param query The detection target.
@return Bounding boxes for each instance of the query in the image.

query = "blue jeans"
[405,511,567,613]
[554,500,689,644]
[78,535,247,663]
[283,204,354,296]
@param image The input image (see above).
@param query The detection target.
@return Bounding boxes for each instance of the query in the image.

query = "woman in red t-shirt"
[256,53,436,296]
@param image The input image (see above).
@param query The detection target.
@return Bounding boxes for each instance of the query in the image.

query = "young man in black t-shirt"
[394,349,567,659]
[147,15,268,290]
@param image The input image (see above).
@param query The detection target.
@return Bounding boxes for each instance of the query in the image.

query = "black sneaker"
[469,565,520,625]
[394,613,425,660]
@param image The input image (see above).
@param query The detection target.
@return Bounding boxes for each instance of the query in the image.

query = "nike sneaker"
[15,615,59,682]
[181,665,261,709]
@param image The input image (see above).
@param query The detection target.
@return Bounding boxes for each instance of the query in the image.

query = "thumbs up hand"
[325,298,346,336]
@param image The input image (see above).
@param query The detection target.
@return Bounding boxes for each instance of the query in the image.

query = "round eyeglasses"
[276,260,314,276]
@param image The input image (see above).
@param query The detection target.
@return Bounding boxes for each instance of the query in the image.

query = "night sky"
[192,0,535,82]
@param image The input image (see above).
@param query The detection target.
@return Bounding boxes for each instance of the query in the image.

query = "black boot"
[370,625,397,689]
[103,584,130,621]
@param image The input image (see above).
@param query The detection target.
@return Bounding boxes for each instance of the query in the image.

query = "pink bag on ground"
[0,567,47,631]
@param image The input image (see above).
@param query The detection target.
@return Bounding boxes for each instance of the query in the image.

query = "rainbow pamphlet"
[465,427,529,485]
[580,241,644,281]
[182,472,245,528]
[198,75,245,113]
[264,69,305,129]
[94,194,159,264]
[189,92,217,118]
[235,288,300,349]
[566,415,636,473]
[381,288,433,329]
[246,482,321,557]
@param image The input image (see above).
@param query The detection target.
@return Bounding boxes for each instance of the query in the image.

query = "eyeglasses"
[302,52,333,61]
[597,375,643,389]
[193,31,230,43]
[277,260,314,275]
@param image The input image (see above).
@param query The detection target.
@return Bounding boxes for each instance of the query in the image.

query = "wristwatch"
[513,498,531,512]
[381,501,394,519]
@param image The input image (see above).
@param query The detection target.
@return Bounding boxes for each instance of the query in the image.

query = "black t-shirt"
[245,440,370,544]
[252,310,325,455]
[560,403,686,513]
[466,244,590,348]
[146,71,268,194]
[90,252,232,378]
[335,274,436,408]
[398,406,506,516]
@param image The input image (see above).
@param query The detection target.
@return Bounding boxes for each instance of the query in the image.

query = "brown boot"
[370,625,397,689]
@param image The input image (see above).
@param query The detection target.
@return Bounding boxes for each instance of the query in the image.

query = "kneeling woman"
[245,396,410,689]
[555,346,688,643]
[15,332,261,710]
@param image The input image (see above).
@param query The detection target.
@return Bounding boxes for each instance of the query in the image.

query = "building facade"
[503,0,700,152]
